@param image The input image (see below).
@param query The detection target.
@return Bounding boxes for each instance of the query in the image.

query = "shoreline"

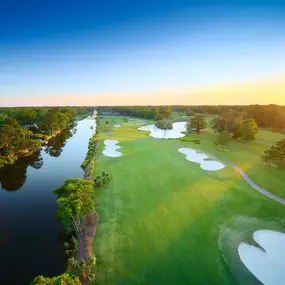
[76,111,98,282]
[76,212,98,262]
[0,119,81,169]
[0,146,41,168]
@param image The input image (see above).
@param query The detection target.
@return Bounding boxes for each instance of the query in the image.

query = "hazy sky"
[0,0,285,106]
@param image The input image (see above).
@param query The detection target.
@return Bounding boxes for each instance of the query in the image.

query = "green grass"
[170,111,189,122]
[93,116,285,285]
[184,127,285,198]
[256,128,285,144]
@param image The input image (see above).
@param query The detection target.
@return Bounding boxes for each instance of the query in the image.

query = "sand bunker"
[238,230,285,285]
[113,124,121,128]
[138,122,187,139]
[103,140,122,157]
[178,148,225,171]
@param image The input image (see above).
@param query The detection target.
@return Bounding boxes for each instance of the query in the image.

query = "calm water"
[0,117,95,285]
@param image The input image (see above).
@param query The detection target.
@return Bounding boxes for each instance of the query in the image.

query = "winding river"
[0,116,95,285]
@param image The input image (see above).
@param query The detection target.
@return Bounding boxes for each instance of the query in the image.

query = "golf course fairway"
[93,116,285,285]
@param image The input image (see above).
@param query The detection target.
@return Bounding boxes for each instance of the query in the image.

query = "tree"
[15,108,37,125]
[211,111,245,134]
[155,120,173,130]
[67,256,96,285]
[239,118,259,141]
[189,115,207,134]
[186,108,195,117]
[30,273,81,285]
[264,139,285,167]
[0,113,8,125]
[0,121,40,158]
[216,131,232,149]
[40,109,73,135]
[53,179,95,233]
[155,106,172,121]
[246,104,285,129]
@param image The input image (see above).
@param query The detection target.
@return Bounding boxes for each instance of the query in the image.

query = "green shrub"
[155,120,173,130]
[81,134,98,170]
[94,171,111,187]
[30,273,81,285]
[179,137,201,144]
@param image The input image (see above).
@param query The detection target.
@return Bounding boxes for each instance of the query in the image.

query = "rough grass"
[185,127,285,198]
[256,129,285,144]
[92,116,285,285]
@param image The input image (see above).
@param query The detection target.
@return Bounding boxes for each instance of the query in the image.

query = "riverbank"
[0,122,77,169]
[75,112,99,282]
[0,117,96,285]
[76,213,98,261]
[0,143,41,168]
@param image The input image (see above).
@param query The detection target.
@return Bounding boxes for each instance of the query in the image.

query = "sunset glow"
[1,75,284,106]
[1,0,285,106]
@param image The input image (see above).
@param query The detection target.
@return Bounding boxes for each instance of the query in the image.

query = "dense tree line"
[40,109,75,135]
[0,119,41,167]
[98,105,285,131]
[81,115,99,178]
[184,104,285,131]
[0,107,92,167]
[98,106,174,129]
[211,111,259,141]
[97,106,156,119]
[0,107,92,127]
[97,106,173,120]
[246,105,285,130]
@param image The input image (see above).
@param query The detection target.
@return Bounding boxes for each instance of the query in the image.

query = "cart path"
[209,152,285,205]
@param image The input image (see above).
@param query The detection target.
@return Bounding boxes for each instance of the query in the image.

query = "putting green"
[93,116,285,285]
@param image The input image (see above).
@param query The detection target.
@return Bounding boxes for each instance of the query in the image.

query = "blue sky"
[1,0,285,105]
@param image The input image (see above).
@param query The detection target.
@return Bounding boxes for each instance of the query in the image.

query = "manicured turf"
[93,116,285,285]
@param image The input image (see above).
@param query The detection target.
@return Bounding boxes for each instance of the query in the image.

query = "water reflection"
[0,151,43,191]
[0,117,95,285]
[0,124,76,191]
[44,126,75,157]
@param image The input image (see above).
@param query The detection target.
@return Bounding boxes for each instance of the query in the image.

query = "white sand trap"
[113,124,121,128]
[138,122,187,139]
[103,140,122,157]
[178,148,225,171]
[238,230,285,285]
